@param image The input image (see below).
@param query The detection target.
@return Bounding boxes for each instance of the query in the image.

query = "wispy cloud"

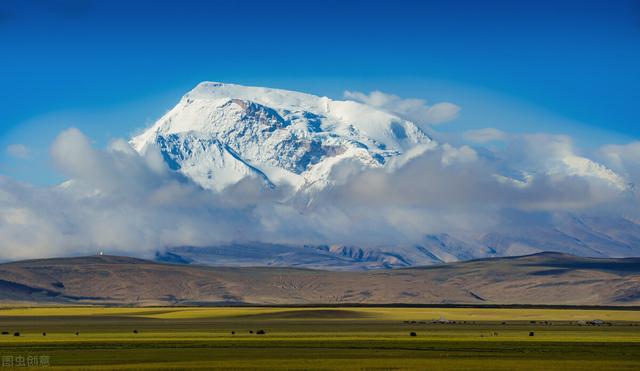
[344,90,461,126]
[6,144,31,159]
[463,128,508,143]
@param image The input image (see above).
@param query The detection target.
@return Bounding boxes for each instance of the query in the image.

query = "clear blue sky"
[1,0,639,184]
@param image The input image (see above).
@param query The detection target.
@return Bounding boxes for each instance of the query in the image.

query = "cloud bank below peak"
[0,125,638,262]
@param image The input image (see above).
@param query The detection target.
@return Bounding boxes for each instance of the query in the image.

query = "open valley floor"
[0,307,638,370]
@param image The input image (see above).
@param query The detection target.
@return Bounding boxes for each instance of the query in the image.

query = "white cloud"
[6,144,31,159]
[441,144,478,166]
[0,128,638,261]
[344,90,461,126]
[463,128,508,143]
[501,133,628,191]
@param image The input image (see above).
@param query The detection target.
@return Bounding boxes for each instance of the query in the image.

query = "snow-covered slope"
[131,82,432,191]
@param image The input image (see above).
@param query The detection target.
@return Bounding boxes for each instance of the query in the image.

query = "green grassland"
[0,307,638,370]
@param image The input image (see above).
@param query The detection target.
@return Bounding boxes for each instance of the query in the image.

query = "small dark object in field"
[75,332,79,336]
[256,329,266,335]
[493,332,498,336]
[231,331,235,335]
[410,332,417,337]
[13,332,20,337]
[249,330,253,334]
[133,330,138,334]
[530,321,536,324]
[529,331,535,336]
[42,332,46,336]
[501,322,506,325]
[1,331,8,335]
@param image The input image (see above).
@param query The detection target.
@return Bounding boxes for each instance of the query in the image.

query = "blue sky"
[1,0,639,184]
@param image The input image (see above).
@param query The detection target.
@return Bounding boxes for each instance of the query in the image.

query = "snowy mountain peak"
[131,82,432,191]
[131,82,628,195]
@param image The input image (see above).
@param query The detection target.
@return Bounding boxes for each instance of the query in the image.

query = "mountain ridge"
[0,252,638,306]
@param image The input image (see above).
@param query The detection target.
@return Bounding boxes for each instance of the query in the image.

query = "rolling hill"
[0,252,638,306]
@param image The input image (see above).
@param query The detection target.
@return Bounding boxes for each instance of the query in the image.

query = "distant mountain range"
[0,253,638,306]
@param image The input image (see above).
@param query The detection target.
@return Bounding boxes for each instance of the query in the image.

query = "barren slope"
[0,252,638,306]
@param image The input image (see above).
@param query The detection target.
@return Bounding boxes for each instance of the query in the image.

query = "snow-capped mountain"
[132,82,629,195]
[130,82,639,269]
[131,82,432,192]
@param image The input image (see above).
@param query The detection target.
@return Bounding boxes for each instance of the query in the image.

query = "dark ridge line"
[0,279,109,302]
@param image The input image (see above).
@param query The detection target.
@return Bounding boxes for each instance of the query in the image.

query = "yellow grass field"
[1,306,639,321]
[0,306,638,369]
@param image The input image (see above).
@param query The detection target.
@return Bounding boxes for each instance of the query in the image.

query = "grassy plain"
[0,306,638,370]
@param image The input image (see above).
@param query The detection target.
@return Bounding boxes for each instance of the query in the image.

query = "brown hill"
[0,252,638,306]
